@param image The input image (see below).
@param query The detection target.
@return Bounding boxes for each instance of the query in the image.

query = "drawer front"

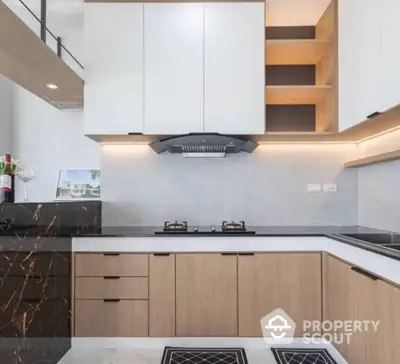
[0,277,69,299]
[75,254,148,277]
[75,277,148,299]
[0,299,70,337]
[0,252,70,277]
[74,300,148,337]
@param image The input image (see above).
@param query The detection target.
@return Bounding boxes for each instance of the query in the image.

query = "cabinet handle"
[221,253,238,256]
[351,267,379,281]
[103,299,120,303]
[22,299,41,303]
[367,111,382,119]
[238,253,255,256]
[103,276,120,280]
[153,253,171,256]
[103,253,120,256]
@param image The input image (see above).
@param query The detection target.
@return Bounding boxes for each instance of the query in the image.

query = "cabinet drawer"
[0,277,69,299]
[75,277,148,299]
[75,254,148,277]
[74,300,148,337]
[0,252,70,277]
[0,299,70,337]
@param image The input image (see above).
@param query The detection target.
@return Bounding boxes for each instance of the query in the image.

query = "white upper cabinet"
[143,4,204,135]
[84,4,144,135]
[204,3,265,135]
[338,0,382,131]
[380,0,400,112]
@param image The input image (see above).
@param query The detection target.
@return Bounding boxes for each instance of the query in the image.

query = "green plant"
[0,156,19,175]
[90,170,100,180]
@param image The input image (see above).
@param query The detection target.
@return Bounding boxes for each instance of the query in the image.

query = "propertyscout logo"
[260,309,296,344]
[260,309,380,345]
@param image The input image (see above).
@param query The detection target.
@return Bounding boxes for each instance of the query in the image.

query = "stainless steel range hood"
[149,133,258,157]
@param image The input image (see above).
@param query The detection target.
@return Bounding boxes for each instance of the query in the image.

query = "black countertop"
[71,225,400,261]
[72,225,391,237]
[1,225,400,261]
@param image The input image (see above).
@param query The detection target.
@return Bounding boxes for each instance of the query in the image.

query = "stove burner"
[222,220,246,231]
[163,221,188,232]
[157,221,254,235]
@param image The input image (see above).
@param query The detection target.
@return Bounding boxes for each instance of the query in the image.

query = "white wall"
[101,144,358,226]
[12,86,99,202]
[357,129,400,232]
[3,0,94,202]
[0,76,13,157]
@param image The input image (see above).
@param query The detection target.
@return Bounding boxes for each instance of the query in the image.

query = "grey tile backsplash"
[101,144,358,226]
[358,159,400,233]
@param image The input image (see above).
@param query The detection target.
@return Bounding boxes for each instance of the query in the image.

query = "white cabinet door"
[381,0,400,112]
[338,0,382,131]
[204,3,265,135]
[144,4,204,135]
[84,4,144,135]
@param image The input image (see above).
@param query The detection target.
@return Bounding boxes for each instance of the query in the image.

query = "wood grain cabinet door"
[325,255,387,364]
[323,255,352,359]
[149,254,176,337]
[74,300,148,337]
[376,279,400,363]
[238,253,322,337]
[345,265,380,364]
[176,254,237,336]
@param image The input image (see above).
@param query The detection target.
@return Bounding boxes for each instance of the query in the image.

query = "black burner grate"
[161,347,248,364]
[272,348,338,364]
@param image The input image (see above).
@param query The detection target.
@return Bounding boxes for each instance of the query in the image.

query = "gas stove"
[154,221,256,235]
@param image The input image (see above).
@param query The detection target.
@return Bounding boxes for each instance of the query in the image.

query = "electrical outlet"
[323,183,337,192]
[307,184,322,192]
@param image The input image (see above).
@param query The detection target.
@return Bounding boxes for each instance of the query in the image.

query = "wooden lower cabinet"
[75,253,148,277]
[74,300,148,337]
[376,279,400,363]
[149,254,176,337]
[75,277,148,299]
[238,253,322,336]
[346,262,380,364]
[324,255,400,364]
[176,254,238,336]
[323,255,351,359]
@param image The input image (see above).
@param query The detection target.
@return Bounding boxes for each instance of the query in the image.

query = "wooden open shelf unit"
[344,149,400,168]
[265,39,331,65]
[265,85,332,105]
[264,0,337,134]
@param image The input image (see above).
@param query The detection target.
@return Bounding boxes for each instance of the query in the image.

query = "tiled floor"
[58,339,347,364]
[58,347,277,364]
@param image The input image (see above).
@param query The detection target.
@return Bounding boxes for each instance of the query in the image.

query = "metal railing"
[17,0,84,70]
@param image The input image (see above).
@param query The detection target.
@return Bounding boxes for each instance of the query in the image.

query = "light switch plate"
[323,183,337,192]
[307,184,322,192]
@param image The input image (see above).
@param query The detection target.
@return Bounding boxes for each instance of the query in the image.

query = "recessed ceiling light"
[46,83,58,90]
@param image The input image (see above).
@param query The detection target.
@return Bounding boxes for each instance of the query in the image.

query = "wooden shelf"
[265,85,332,105]
[265,39,331,65]
[344,149,400,168]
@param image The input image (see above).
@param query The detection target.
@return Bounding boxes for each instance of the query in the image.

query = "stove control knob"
[211,226,216,232]
[194,226,198,232]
